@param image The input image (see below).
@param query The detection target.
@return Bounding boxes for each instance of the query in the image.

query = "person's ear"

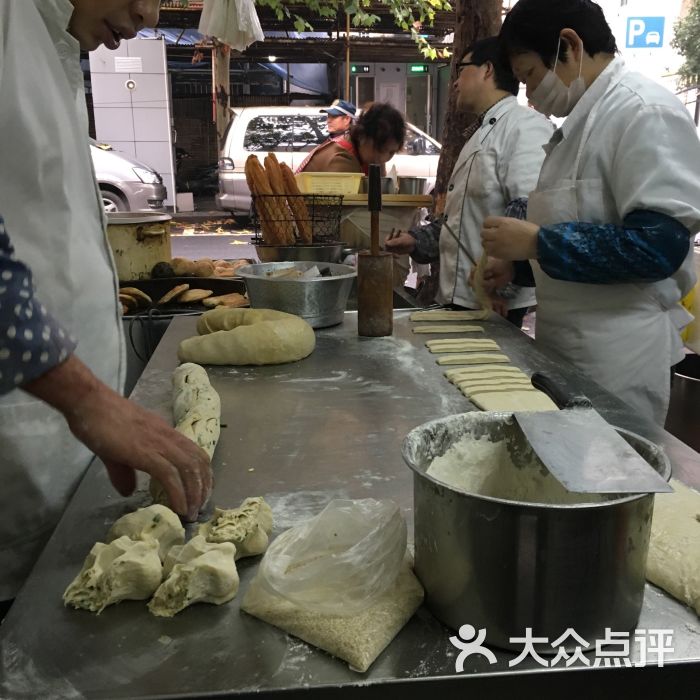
[559,28,584,64]
[482,60,495,81]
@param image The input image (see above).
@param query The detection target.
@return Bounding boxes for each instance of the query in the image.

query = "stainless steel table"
[1,312,698,699]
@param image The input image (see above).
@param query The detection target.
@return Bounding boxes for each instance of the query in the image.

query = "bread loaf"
[279,161,313,244]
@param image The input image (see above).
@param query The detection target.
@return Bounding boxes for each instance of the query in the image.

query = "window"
[243,115,296,152]
[403,127,441,155]
[292,116,328,152]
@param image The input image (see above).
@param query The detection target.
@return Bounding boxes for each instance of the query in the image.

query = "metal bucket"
[665,353,700,452]
[237,261,357,328]
[254,243,344,264]
[402,412,671,651]
[106,212,171,281]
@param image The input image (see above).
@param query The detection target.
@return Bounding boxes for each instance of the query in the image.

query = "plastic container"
[295,172,362,195]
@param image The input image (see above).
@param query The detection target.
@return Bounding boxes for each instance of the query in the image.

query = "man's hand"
[481,216,539,260]
[384,231,416,256]
[24,355,212,521]
[469,257,515,294]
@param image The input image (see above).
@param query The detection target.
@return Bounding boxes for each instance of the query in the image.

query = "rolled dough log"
[410,310,489,322]
[412,324,484,334]
[468,389,558,411]
[178,308,315,366]
[437,352,510,366]
[646,479,700,615]
[151,363,220,508]
[426,339,500,353]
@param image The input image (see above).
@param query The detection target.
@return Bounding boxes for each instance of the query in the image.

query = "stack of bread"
[245,153,313,246]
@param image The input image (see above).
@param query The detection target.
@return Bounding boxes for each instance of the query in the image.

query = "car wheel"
[100,189,127,213]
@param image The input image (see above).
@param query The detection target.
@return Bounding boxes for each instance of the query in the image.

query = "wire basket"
[252,194,343,244]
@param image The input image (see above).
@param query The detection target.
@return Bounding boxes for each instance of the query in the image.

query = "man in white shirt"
[0,0,211,612]
[386,36,553,326]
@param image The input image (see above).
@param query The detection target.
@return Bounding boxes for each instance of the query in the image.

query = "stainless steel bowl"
[397,177,428,195]
[402,412,671,651]
[254,243,344,264]
[237,261,357,328]
[359,177,396,194]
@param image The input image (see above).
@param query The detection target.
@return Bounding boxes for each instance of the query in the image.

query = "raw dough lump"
[148,535,238,617]
[646,479,700,615]
[178,308,315,366]
[63,536,162,613]
[107,505,185,561]
[199,497,274,559]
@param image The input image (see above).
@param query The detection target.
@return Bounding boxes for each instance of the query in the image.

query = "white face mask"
[530,37,585,117]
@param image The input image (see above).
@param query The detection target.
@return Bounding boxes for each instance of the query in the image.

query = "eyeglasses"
[457,61,480,74]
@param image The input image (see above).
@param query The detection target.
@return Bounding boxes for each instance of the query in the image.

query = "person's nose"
[134,0,160,30]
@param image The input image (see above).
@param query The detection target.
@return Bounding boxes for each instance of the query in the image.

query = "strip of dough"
[458,381,534,394]
[412,324,484,334]
[426,339,500,353]
[437,352,510,366]
[444,365,525,380]
[455,376,531,389]
[410,310,490,322]
[468,389,558,411]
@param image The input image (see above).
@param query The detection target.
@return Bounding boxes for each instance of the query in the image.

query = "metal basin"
[397,177,428,195]
[254,243,343,264]
[237,261,357,328]
[402,412,671,651]
[359,176,396,194]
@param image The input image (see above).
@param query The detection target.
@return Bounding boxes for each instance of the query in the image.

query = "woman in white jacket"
[482,0,700,423]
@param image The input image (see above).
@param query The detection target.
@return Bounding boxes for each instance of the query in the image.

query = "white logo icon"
[449,624,497,671]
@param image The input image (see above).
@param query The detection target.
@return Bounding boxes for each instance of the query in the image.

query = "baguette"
[279,161,313,244]
[263,154,296,245]
[245,155,293,245]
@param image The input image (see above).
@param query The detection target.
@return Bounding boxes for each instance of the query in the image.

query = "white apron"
[527,70,683,425]
[0,1,125,599]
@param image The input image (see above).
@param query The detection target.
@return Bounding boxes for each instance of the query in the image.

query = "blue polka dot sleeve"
[0,217,77,393]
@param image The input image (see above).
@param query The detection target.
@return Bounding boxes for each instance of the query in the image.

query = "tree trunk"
[433,0,502,214]
[213,41,231,153]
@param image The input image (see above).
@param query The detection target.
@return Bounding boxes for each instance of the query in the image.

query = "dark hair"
[350,103,406,153]
[463,36,518,96]
[500,0,617,68]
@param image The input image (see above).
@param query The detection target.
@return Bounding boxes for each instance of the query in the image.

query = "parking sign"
[626,17,665,48]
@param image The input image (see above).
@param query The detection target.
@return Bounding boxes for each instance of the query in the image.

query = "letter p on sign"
[626,17,664,48]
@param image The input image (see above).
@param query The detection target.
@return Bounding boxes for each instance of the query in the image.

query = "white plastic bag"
[199,0,264,51]
[256,499,407,615]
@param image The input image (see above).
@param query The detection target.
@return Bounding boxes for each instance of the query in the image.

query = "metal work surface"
[1,313,699,699]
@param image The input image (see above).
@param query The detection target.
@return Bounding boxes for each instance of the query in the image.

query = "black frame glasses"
[457,61,480,74]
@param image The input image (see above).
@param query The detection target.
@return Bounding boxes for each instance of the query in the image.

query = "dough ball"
[199,497,274,559]
[148,535,238,617]
[106,505,185,562]
[63,536,162,613]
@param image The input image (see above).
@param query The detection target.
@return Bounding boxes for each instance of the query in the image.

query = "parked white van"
[216,106,441,217]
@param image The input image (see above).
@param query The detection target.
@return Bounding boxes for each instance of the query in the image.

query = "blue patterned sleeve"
[537,209,691,284]
[0,217,77,394]
[408,217,442,264]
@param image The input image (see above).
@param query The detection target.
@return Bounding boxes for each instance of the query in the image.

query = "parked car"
[216,106,441,217]
[90,141,167,213]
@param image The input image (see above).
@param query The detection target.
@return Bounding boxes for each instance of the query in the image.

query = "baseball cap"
[320,99,357,118]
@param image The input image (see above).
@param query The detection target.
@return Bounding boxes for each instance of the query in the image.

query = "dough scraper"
[513,372,672,494]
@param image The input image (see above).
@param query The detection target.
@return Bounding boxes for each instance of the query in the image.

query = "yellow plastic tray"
[295,172,362,195]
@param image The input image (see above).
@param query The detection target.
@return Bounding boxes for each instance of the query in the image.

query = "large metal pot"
[402,412,671,651]
[106,212,171,281]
